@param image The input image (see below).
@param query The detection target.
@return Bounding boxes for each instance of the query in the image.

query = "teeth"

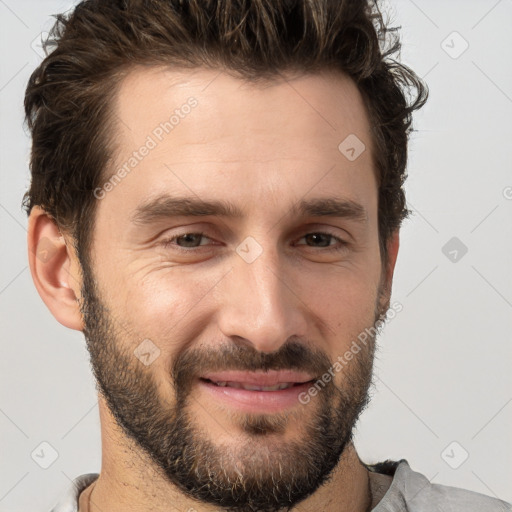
[212,381,295,391]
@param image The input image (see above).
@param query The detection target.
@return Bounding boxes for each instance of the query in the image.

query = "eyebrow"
[131,194,368,226]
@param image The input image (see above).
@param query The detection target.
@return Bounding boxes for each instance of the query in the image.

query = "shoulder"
[365,459,511,512]
[48,473,99,512]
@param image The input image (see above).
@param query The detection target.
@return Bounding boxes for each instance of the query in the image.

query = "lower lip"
[198,379,313,413]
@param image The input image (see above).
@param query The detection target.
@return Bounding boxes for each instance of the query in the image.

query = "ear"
[27,206,84,331]
[379,230,400,311]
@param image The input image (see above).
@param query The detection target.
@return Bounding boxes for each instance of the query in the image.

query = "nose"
[215,242,309,354]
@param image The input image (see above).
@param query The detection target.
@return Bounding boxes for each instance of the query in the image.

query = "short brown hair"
[23,0,428,268]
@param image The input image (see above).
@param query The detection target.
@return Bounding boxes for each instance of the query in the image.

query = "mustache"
[171,339,333,397]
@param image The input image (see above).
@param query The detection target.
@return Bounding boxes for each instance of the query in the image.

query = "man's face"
[79,67,392,511]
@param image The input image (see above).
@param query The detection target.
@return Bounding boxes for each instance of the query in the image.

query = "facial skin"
[28,66,399,512]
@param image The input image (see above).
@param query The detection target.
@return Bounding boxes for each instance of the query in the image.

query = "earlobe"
[27,206,84,331]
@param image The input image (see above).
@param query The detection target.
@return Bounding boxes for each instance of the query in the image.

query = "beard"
[78,254,387,512]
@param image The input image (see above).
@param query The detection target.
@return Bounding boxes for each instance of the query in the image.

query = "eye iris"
[177,234,203,247]
[305,233,331,247]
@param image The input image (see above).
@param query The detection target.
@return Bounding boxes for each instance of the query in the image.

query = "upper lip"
[200,370,315,386]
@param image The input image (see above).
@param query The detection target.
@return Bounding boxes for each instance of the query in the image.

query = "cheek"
[311,275,377,328]
[299,263,380,360]
[115,264,227,349]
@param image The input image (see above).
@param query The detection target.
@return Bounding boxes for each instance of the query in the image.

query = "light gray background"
[1,1,511,510]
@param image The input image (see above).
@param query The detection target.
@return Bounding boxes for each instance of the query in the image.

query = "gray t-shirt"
[49,459,511,511]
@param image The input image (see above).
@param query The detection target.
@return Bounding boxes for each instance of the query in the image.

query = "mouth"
[197,371,317,413]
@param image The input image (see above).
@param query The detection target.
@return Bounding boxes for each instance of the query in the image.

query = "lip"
[200,370,315,387]
[198,371,316,413]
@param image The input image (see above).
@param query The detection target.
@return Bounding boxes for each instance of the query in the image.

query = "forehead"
[113,65,373,157]
[101,65,376,223]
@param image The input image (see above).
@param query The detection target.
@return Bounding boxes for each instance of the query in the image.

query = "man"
[24,1,510,511]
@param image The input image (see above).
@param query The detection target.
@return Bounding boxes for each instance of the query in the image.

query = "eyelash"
[159,231,348,253]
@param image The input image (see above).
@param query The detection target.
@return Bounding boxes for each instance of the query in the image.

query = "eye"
[160,232,213,251]
[295,232,348,252]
